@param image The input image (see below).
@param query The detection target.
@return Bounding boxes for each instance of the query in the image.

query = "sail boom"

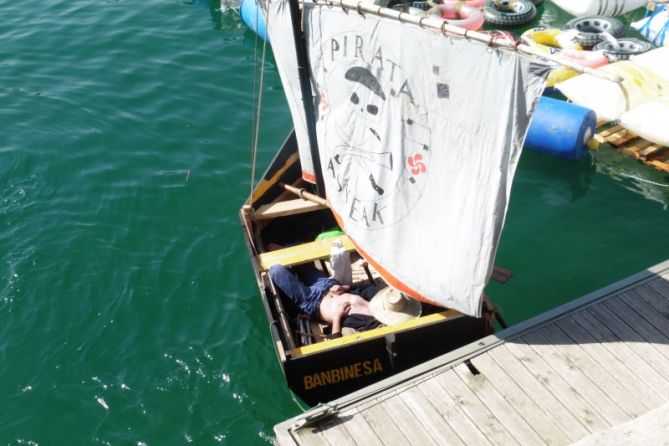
[302,0,623,84]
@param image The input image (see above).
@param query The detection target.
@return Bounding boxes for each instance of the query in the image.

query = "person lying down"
[269,264,421,339]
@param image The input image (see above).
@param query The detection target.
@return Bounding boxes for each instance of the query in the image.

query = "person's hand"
[330,301,351,339]
[335,301,351,318]
[329,284,351,295]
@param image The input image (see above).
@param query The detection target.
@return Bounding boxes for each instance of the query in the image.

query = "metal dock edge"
[274,259,669,445]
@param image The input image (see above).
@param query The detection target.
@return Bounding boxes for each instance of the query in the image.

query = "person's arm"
[328,301,351,339]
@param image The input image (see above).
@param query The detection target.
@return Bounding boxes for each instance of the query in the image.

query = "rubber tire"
[484,0,536,27]
[594,38,655,61]
[564,16,625,48]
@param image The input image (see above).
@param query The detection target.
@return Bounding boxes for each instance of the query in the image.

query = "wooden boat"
[240,134,502,405]
[240,0,552,405]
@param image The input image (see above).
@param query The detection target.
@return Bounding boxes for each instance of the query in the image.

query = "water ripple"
[2,0,667,444]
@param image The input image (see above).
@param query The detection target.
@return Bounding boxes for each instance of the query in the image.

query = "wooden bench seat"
[257,235,355,271]
[258,234,513,284]
[253,198,326,220]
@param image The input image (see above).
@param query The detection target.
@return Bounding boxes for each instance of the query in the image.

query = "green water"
[1,0,667,443]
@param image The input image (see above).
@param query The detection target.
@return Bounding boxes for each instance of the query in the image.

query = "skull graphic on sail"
[318,37,432,229]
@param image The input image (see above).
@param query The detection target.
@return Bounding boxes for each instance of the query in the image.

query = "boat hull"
[241,131,494,406]
[240,0,269,42]
[284,312,489,405]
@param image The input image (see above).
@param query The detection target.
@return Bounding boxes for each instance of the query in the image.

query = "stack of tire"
[563,15,654,61]
[483,0,543,27]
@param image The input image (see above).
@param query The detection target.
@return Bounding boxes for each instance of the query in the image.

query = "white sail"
[304,5,546,317]
[264,0,317,183]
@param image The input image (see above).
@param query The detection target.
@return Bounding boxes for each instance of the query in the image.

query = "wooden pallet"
[591,125,669,174]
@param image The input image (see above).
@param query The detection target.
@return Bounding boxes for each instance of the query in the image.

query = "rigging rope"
[249,0,271,202]
[249,1,260,201]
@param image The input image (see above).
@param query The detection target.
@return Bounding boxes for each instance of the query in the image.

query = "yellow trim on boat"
[290,310,462,358]
[258,235,354,270]
[251,152,299,204]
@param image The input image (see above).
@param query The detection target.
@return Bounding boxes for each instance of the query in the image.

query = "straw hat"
[370,287,422,325]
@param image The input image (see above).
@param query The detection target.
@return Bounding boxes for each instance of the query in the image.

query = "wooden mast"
[287,0,326,197]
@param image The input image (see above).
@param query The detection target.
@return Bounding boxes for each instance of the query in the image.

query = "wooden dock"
[274,260,669,445]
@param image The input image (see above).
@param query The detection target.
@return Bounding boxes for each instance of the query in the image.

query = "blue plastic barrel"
[525,96,596,161]
[240,0,269,43]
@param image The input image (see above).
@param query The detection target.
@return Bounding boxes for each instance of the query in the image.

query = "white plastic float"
[556,48,669,147]
[620,48,669,146]
[551,0,647,17]
[631,46,669,78]
[619,101,669,146]
[557,59,669,121]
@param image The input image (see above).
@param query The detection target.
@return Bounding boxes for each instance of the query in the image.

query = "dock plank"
[470,352,571,445]
[648,276,669,296]
[620,289,669,339]
[522,329,630,425]
[337,407,384,446]
[288,425,330,446]
[434,366,520,445]
[416,375,492,446]
[571,309,669,399]
[379,390,439,446]
[586,304,669,379]
[318,417,357,446]
[533,325,647,418]
[602,297,669,361]
[357,399,411,446]
[637,281,669,316]
[451,362,546,445]
[274,426,303,446]
[504,339,610,431]
[487,343,590,442]
[397,383,466,445]
[555,316,663,409]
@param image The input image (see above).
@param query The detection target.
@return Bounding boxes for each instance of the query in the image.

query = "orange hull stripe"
[331,210,440,307]
[302,171,316,184]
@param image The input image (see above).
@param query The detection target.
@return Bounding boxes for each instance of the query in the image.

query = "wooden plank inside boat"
[253,198,326,220]
[257,235,355,270]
